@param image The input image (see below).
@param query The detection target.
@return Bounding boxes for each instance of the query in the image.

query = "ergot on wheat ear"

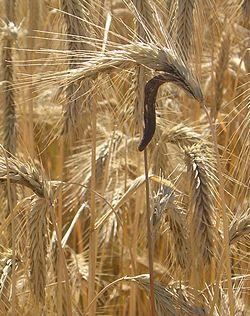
[138,64,204,151]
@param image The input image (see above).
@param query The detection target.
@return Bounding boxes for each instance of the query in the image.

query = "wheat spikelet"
[29,196,48,304]
[67,251,89,309]
[184,144,216,264]
[99,188,123,244]
[176,0,196,62]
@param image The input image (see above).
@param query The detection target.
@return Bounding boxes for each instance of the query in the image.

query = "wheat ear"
[177,0,196,62]
[1,2,18,220]
[229,206,250,244]
[127,274,206,316]
[184,144,215,265]
[0,152,50,304]
[163,123,203,148]
[168,204,189,269]
[0,258,19,313]
[0,154,48,198]
[60,0,91,136]
[129,0,152,134]
[29,196,48,304]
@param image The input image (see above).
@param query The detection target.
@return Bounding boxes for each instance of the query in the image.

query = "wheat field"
[0,0,249,315]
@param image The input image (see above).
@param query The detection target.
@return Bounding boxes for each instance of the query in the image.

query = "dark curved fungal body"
[138,69,203,151]
[138,75,166,151]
